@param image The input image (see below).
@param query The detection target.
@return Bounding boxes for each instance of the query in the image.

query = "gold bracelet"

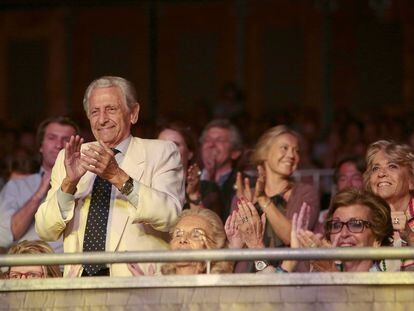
[261,199,272,210]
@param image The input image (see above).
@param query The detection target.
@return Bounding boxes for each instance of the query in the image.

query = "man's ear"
[231,150,242,160]
[188,151,194,161]
[131,104,140,124]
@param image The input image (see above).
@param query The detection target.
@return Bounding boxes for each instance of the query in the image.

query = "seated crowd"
[1,77,414,279]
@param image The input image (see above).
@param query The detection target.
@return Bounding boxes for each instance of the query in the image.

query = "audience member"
[199,119,244,221]
[334,156,365,191]
[364,140,414,270]
[0,116,79,252]
[161,208,233,275]
[315,189,393,272]
[7,240,62,279]
[229,197,310,273]
[242,189,393,273]
[315,155,366,233]
[35,76,185,277]
[233,125,319,271]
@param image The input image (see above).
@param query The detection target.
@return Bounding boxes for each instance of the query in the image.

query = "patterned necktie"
[83,149,119,276]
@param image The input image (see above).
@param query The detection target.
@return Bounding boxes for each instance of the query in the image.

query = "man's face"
[40,122,77,171]
[201,127,238,170]
[88,86,139,148]
[337,162,363,191]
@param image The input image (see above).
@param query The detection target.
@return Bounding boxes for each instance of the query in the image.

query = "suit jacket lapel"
[108,137,146,251]
[120,137,146,181]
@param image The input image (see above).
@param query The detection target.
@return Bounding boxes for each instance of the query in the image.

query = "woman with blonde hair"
[230,125,319,270]
[364,140,414,270]
[7,240,62,278]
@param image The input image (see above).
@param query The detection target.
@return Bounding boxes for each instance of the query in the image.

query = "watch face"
[121,177,134,195]
[255,260,268,271]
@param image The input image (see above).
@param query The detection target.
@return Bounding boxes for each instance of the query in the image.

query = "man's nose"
[98,110,108,124]
[56,139,65,149]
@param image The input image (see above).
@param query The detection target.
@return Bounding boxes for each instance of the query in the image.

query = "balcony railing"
[2,248,414,309]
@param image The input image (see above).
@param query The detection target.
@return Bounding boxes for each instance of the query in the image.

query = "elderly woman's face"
[8,265,45,279]
[170,215,212,251]
[264,133,300,178]
[369,150,412,203]
[328,204,379,248]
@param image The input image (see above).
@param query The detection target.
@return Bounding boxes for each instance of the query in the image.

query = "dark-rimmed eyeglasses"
[326,219,372,234]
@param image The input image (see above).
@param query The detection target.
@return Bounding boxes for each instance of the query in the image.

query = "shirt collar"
[113,135,132,155]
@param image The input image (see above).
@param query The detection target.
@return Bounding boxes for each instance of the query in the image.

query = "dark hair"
[36,116,80,150]
[333,155,366,184]
[157,121,198,155]
[325,188,393,246]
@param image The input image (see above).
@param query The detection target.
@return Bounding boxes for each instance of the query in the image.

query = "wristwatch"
[120,176,134,196]
[254,260,270,271]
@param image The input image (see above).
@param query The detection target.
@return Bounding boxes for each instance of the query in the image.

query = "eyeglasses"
[326,219,372,234]
[8,271,44,279]
[171,228,211,242]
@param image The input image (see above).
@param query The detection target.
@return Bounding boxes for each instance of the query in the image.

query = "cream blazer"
[35,137,184,277]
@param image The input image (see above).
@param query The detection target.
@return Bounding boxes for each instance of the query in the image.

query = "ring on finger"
[310,243,317,248]
[241,216,249,223]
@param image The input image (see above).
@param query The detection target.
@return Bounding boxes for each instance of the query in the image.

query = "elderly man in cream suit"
[35,76,184,277]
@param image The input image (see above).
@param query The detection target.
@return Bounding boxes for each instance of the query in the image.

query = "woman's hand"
[235,165,267,205]
[280,202,310,272]
[290,202,311,249]
[186,163,202,203]
[235,172,254,202]
[127,263,156,276]
[236,198,266,249]
[225,210,244,249]
[297,230,338,272]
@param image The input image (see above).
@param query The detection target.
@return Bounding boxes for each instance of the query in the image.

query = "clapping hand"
[290,202,311,249]
[236,197,266,249]
[296,225,337,272]
[225,210,244,249]
[235,165,266,205]
[64,135,86,184]
[186,163,201,200]
[81,141,120,182]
